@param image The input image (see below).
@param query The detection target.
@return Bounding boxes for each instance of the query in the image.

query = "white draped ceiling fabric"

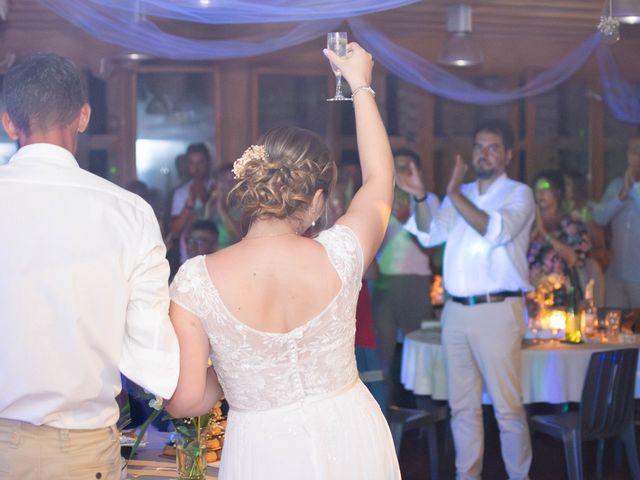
[39,0,640,123]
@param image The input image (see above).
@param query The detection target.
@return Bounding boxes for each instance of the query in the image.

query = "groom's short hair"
[2,53,87,136]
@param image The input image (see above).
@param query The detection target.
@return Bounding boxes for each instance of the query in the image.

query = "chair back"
[580,348,638,441]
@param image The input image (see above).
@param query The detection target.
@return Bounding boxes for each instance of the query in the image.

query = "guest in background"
[327,155,386,410]
[592,136,640,309]
[170,142,215,264]
[354,266,387,411]
[373,148,438,407]
[204,165,241,247]
[400,119,533,480]
[0,53,178,479]
[562,169,607,305]
[336,154,363,214]
[186,220,219,258]
[563,170,609,268]
[527,169,593,304]
[325,155,363,230]
[165,154,191,273]
[175,152,190,185]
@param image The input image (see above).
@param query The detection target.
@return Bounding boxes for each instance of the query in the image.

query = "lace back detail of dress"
[170,224,363,411]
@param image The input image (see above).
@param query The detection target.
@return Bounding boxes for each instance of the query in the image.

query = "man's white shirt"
[405,174,534,297]
[0,144,179,429]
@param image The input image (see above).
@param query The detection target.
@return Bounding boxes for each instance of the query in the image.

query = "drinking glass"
[326,32,351,102]
[605,310,622,339]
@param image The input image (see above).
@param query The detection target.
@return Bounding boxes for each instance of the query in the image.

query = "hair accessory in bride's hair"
[233,145,267,179]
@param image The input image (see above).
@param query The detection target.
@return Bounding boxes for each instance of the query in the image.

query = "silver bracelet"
[351,85,375,99]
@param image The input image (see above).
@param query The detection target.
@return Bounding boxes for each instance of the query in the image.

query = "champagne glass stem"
[335,74,343,98]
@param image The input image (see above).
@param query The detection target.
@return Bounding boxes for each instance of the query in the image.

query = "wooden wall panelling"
[524,93,537,187]
[506,77,522,182]
[250,66,261,146]
[219,64,249,166]
[107,68,137,187]
[420,92,436,193]
[213,68,223,166]
[589,84,605,201]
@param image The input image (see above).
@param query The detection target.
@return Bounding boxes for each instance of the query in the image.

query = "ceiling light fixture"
[611,0,640,24]
[437,4,484,67]
[599,0,621,43]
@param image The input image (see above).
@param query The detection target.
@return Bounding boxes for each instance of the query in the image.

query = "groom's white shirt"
[0,143,179,429]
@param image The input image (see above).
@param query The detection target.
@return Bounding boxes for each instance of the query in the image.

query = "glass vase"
[176,441,206,480]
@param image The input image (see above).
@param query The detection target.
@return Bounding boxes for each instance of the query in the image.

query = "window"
[135,70,217,219]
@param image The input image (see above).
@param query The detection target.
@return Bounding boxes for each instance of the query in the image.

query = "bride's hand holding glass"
[324,42,373,100]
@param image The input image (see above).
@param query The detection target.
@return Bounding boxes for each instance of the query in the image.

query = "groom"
[0,53,179,479]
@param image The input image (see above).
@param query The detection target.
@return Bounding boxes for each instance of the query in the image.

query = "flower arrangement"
[172,411,210,480]
[124,394,226,480]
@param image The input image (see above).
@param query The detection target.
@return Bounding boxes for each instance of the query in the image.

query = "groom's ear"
[1,112,19,140]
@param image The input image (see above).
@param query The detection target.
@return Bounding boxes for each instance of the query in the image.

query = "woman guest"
[563,169,607,305]
[164,43,400,479]
[528,169,592,305]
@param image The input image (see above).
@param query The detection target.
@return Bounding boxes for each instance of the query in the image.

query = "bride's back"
[170,223,363,412]
[204,234,341,334]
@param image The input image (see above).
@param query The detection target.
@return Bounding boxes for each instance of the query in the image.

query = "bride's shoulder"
[315,224,363,277]
[172,255,207,287]
[317,223,361,254]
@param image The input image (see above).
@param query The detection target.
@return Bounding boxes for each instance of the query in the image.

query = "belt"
[450,290,523,306]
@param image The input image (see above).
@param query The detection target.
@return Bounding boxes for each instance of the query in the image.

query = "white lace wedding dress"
[170,224,401,479]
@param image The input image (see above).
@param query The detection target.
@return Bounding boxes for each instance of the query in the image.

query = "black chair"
[386,403,447,480]
[530,348,640,480]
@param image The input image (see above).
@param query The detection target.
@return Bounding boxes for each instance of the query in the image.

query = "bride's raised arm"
[327,44,394,268]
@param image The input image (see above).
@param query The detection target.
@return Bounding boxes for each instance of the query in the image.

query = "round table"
[401,328,640,404]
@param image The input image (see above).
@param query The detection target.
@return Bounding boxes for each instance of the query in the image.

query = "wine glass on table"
[326,32,351,102]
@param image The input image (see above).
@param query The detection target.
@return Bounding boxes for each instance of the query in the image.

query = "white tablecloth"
[401,328,640,404]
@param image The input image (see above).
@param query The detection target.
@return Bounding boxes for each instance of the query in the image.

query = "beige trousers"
[0,419,121,480]
[441,297,532,480]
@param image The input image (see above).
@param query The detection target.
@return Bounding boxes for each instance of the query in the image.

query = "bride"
[165,42,399,479]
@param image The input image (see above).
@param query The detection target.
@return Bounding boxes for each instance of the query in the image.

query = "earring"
[311,220,316,227]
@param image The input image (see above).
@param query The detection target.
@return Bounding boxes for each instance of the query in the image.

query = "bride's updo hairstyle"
[229,127,337,221]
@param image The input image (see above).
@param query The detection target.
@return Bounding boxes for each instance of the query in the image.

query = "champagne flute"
[326,32,351,102]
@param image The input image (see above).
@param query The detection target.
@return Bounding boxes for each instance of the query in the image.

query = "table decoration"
[154,401,226,478]
[578,279,598,341]
[430,274,444,306]
[526,272,570,340]
[123,363,226,479]
[172,414,209,480]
